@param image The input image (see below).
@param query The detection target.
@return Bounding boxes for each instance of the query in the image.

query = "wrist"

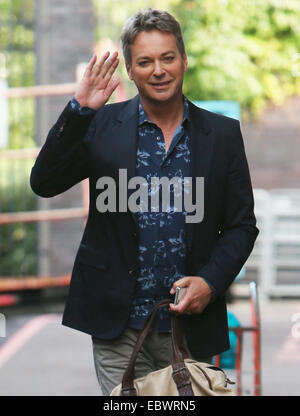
[73,95,87,108]
[70,97,96,115]
[199,277,217,302]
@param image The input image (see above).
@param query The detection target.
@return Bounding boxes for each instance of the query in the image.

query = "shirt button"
[157,136,160,141]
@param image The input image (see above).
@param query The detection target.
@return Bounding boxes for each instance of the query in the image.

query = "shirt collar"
[138,95,190,127]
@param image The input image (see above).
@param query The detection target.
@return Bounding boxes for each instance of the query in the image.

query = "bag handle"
[121,299,194,396]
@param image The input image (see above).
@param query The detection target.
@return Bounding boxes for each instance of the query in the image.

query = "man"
[30,9,259,395]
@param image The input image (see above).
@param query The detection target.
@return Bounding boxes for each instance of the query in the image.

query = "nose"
[153,60,165,77]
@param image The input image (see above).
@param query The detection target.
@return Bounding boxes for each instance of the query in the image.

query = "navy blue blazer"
[30,95,259,357]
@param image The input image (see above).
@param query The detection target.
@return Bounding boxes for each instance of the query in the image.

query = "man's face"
[126,29,187,104]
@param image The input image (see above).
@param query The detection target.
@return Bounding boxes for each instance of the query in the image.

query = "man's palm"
[75,51,120,110]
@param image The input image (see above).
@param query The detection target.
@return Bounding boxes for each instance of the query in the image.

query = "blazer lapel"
[112,95,140,230]
[186,100,215,252]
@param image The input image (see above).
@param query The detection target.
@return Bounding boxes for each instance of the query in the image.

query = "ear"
[126,62,133,80]
[183,52,188,72]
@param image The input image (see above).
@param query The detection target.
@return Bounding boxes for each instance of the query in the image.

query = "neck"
[140,93,184,128]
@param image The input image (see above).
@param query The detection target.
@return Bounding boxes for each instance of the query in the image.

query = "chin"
[148,89,177,103]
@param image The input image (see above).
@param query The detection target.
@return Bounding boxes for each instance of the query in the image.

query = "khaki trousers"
[92,326,212,396]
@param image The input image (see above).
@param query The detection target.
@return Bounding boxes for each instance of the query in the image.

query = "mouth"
[150,81,172,89]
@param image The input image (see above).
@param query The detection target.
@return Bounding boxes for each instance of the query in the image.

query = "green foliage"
[0,0,37,277]
[95,0,300,117]
[9,98,35,149]
[0,0,35,151]
[0,159,37,276]
[171,0,300,116]
[94,0,171,42]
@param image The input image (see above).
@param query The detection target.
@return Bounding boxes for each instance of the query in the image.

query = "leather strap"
[121,299,194,396]
[170,312,194,396]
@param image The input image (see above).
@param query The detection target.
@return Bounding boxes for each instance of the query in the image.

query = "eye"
[164,56,174,62]
[138,61,149,67]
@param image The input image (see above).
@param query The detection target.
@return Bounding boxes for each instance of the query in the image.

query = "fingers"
[84,54,99,77]
[103,56,119,80]
[87,54,98,70]
[169,292,190,314]
[93,51,111,75]
[84,51,118,81]
[94,51,119,78]
[103,78,120,99]
[170,276,190,295]
[102,52,119,78]
[169,277,190,315]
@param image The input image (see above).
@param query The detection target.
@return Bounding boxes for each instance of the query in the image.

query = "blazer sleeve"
[30,101,96,197]
[197,121,259,297]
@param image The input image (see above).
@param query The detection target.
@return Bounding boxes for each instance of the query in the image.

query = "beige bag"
[110,299,235,396]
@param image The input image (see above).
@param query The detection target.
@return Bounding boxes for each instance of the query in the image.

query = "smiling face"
[126,29,187,105]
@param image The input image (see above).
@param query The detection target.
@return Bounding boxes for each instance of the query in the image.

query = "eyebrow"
[136,50,176,61]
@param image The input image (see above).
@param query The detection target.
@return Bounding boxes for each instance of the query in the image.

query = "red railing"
[214,282,261,396]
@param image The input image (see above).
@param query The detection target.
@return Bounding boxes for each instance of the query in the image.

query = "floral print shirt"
[127,96,191,332]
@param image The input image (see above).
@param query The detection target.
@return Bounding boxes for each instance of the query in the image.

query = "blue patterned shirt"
[127,96,191,332]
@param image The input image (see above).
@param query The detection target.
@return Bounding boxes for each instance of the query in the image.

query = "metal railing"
[214,282,261,396]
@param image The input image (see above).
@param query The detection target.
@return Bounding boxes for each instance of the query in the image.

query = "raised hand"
[74,51,120,110]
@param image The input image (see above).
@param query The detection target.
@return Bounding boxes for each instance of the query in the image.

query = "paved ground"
[0,294,299,396]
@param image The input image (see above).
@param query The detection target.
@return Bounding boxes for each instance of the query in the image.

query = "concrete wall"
[34,0,94,278]
[243,96,300,190]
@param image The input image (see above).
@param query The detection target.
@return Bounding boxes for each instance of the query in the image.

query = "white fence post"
[0,313,6,338]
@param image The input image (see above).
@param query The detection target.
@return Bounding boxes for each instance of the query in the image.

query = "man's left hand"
[169,276,213,315]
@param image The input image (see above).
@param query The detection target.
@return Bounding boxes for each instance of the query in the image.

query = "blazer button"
[129,269,135,276]
[132,232,137,237]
